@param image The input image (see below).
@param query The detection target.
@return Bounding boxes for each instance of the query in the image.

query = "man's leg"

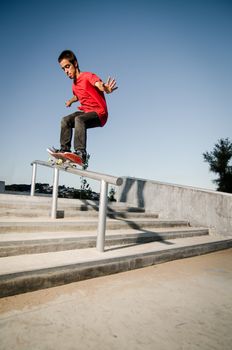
[60,112,82,151]
[74,112,101,153]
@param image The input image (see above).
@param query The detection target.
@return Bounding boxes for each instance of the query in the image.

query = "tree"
[203,138,232,193]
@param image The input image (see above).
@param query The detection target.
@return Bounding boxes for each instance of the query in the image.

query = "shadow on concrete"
[119,178,146,208]
[105,231,174,252]
[78,199,173,249]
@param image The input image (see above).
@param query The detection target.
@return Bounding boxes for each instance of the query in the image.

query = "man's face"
[60,58,77,79]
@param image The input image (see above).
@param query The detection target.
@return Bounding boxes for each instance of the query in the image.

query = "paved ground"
[0,249,232,350]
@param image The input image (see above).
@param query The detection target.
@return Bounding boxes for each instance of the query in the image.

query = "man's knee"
[75,115,84,125]
[61,116,70,128]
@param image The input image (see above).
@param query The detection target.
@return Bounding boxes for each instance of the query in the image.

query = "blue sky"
[0,0,231,192]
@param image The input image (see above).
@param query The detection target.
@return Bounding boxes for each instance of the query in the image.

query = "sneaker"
[73,150,87,163]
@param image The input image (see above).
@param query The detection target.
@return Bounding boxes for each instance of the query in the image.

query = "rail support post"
[51,167,59,219]
[30,163,37,196]
[97,180,108,252]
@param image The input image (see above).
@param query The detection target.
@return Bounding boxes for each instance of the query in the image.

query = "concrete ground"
[0,249,232,350]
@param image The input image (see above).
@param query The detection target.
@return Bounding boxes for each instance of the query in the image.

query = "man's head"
[58,50,80,80]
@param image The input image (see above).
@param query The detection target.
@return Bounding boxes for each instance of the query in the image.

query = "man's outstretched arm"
[95,77,118,94]
[66,95,78,107]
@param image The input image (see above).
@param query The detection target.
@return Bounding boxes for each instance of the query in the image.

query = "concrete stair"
[0,193,231,298]
[0,193,147,218]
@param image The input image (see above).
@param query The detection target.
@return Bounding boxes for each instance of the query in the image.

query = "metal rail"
[30,160,123,252]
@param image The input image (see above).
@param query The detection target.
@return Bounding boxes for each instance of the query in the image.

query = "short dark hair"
[58,50,79,69]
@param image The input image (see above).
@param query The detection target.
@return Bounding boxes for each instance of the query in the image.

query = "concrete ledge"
[1,238,231,298]
[118,177,232,237]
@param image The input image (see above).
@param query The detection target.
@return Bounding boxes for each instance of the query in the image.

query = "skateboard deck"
[47,148,83,167]
[62,152,84,167]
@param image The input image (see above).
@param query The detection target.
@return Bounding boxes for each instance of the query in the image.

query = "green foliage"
[203,138,232,193]
[80,177,93,199]
[79,154,94,199]
[108,187,116,201]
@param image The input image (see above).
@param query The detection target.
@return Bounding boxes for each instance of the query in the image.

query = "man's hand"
[95,77,118,94]
[65,100,72,107]
[103,77,118,94]
[65,95,78,107]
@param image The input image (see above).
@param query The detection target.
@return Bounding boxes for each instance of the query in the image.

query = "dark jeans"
[60,111,101,152]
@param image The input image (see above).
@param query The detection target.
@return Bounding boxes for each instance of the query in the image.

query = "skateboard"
[47,148,84,168]
[62,152,84,167]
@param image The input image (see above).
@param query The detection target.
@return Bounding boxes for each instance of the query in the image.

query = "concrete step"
[0,194,145,212]
[0,218,189,233]
[0,208,158,219]
[0,235,231,298]
[0,194,152,219]
[0,227,209,256]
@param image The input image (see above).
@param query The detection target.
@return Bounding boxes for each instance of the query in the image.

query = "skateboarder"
[54,49,117,164]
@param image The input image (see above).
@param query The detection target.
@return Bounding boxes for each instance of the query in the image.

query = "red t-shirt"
[72,72,108,126]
